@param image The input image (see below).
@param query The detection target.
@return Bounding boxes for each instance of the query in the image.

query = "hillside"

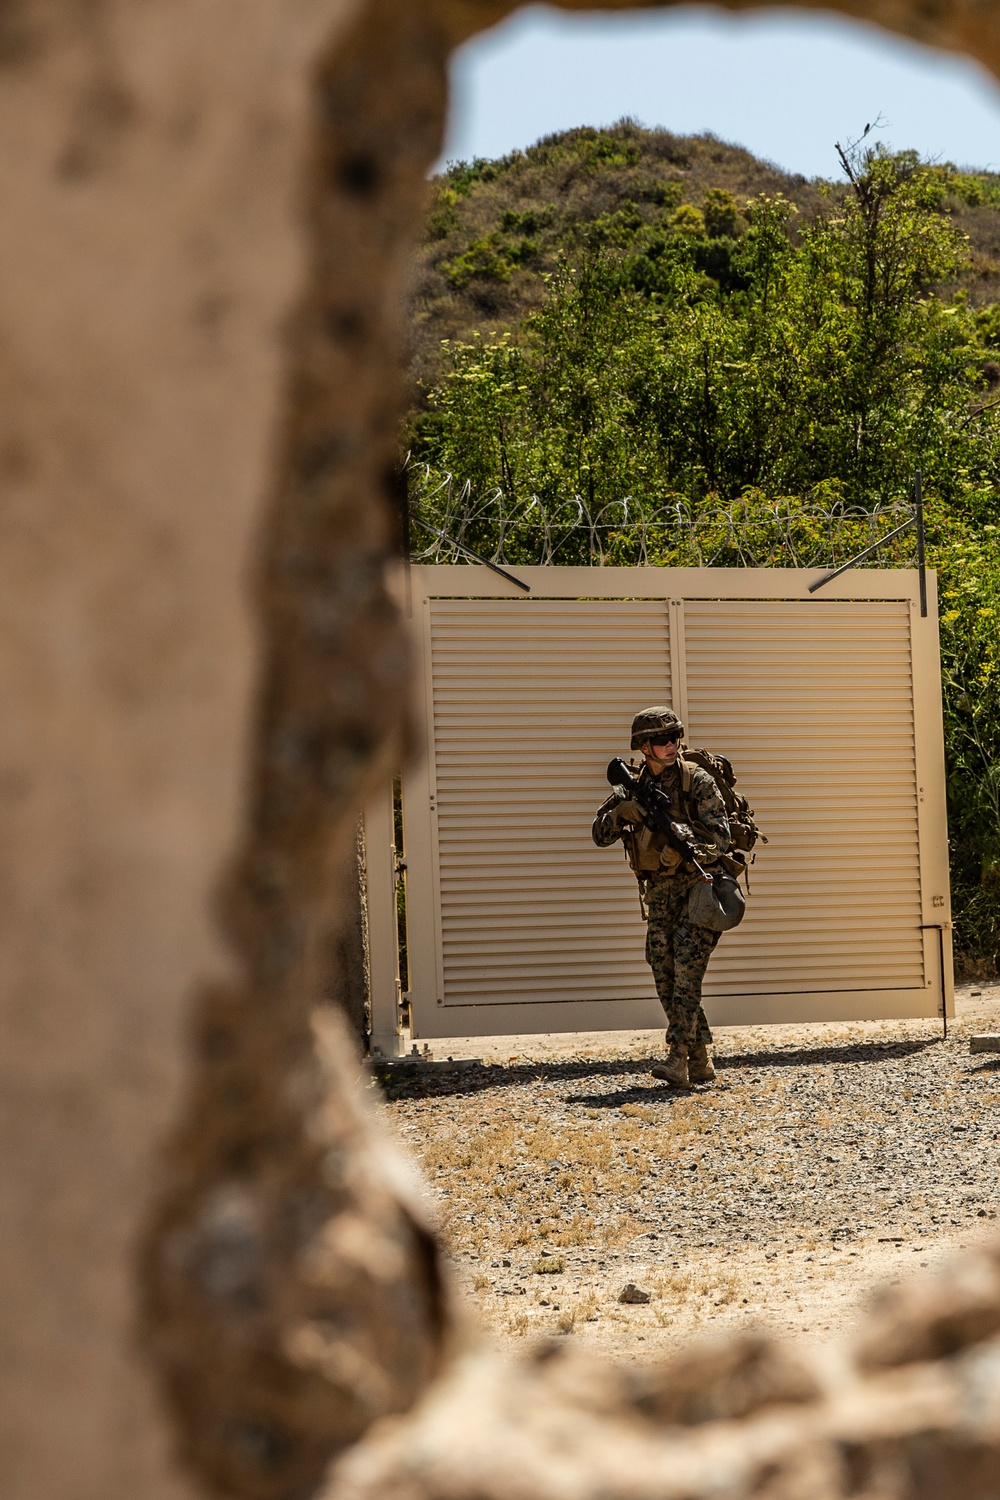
[406,120,1000,393]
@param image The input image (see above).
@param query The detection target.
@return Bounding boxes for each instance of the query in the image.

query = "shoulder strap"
[679,757,694,797]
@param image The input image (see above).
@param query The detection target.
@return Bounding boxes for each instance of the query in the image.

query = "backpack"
[680,748,765,859]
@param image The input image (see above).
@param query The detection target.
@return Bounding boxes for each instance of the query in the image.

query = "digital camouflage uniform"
[592,761,731,1050]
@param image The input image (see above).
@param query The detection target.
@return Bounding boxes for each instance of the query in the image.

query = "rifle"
[606,757,713,883]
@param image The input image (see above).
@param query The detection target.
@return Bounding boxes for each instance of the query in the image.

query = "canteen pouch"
[686,872,746,932]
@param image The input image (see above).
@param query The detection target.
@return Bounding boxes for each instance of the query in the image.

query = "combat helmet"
[630,705,684,750]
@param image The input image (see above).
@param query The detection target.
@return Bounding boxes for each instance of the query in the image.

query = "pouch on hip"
[686,873,746,932]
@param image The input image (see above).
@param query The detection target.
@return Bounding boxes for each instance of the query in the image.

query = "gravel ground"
[375,986,1000,1359]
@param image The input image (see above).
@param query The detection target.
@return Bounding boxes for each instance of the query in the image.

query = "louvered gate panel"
[374,566,950,1053]
[685,600,924,996]
[428,599,669,1007]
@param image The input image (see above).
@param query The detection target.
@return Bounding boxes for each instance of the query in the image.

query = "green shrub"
[667,203,706,239]
[702,187,742,238]
[442,238,513,289]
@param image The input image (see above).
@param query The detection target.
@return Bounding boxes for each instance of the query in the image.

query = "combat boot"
[651,1043,690,1088]
[688,1043,716,1083]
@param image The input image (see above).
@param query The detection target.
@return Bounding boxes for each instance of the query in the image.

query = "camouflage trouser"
[644,877,719,1050]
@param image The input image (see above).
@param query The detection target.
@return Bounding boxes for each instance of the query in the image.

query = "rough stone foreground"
[380,989,1000,1356]
[328,1242,1000,1500]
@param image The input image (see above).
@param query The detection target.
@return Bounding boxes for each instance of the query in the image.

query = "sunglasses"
[648,732,681,747]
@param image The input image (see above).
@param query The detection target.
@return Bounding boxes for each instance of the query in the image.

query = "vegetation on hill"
[407,120,1000,389]
[403,124,1000,976]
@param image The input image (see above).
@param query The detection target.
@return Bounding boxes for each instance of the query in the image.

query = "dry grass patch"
[414,1113,670,1252]
[408,1077,792,1259]
[653,1265,742,1307]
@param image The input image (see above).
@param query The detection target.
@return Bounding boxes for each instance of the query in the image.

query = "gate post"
[365,786,405,1057]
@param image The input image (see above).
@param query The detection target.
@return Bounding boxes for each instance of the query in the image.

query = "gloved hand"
[670,821,695,843]
[612,796,646,827]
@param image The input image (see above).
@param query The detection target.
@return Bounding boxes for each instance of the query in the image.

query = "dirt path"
[378,986,1000,1362]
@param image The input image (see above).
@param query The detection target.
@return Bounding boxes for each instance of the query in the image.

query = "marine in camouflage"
[593,757,731,1049]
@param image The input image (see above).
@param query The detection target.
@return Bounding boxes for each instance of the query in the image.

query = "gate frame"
[367,565,951,1057]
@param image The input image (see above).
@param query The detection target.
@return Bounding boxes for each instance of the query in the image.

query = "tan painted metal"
[365,787,403,1058]
[367,566,951,1046]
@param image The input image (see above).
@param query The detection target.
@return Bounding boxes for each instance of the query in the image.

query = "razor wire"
[406,466,920,571]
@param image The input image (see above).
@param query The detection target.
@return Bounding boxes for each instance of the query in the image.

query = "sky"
[438,4,1000,181]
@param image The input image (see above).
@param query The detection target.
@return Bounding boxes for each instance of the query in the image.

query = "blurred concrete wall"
[1,3,999,1499]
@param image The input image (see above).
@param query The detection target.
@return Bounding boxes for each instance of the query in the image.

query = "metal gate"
[366,566,951,1054]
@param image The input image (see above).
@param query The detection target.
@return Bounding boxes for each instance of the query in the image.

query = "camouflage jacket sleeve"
[687,765,731,861]
[592,790,627,848]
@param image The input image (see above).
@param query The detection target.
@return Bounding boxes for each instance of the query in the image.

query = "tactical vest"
[622,763,691,877]
[622,754,764,882]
